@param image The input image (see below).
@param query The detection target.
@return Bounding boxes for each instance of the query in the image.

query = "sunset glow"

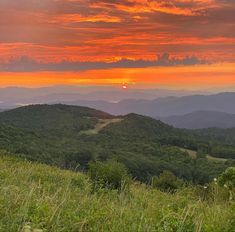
[0,0,234,89]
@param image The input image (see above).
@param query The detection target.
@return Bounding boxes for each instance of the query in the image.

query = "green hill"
[0,105,234,184]
[0,154,234,232]
[0,104,113,134]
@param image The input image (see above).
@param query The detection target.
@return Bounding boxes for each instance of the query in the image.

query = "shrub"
[152,170,184,193]
[218,167,235,201]
[218,167,235,189]
[88,159,131,191]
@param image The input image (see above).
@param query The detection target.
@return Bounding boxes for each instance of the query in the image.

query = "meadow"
[0,154,234,232]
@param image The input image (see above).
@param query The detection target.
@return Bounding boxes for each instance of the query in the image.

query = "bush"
[88,159,131,191]
[152,170,184,193]
[218,167,235,201]
[218,167,235,189]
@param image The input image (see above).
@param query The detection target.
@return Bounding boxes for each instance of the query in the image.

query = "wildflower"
[204,186,207,189]
[224,184,228,188]
[214,178,217,182]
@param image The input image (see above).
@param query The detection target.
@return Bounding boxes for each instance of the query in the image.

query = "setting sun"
[122,84,128,89]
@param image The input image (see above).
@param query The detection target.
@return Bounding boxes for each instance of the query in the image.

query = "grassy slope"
[179,148,229,163]
[0,154,234,232]
[80,118,123,135]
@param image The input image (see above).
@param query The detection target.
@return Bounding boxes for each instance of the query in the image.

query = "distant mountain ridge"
[63,92,235,117]
[0,85,209,109]
[159,111,235,129]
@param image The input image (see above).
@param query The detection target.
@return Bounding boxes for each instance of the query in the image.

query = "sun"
[122,83,128,89]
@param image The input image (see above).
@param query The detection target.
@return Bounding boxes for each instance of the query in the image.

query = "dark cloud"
[0,54,209,72]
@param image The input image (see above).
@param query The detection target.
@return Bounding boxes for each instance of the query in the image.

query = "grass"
[0,154,234,232]
[206,155,228,163]
[179,148,231,163]
[179,148,197,159]
[79,118,123,135]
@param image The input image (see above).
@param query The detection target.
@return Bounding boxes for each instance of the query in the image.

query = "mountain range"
[1,86,235,129]
[159,111,235,129]
[0,85,209,109]
[0,104,234,184]
[59,92,235,119]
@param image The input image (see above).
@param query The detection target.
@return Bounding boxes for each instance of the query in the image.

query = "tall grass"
[0,155,234,232]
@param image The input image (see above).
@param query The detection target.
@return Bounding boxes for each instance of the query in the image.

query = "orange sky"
[1,63,234,90]
[0,0,234,88]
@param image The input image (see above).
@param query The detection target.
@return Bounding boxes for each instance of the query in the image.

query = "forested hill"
[0,104,113,133]
[0,104,234,184]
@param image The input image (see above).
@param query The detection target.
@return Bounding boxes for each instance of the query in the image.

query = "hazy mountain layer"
[59,93,235,118]
[159,111,235,129]
[0,85,209,109]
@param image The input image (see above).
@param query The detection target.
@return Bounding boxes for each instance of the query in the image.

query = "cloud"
[0,54,209,72]
[90,0,206,16]
[0,0,234,64]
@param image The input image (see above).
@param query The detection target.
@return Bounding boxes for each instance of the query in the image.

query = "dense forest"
[0,104,234,184]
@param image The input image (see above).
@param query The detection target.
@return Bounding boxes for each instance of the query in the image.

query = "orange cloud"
[0,0,234,88]
[90,0,217,16]
[52,14,122,23]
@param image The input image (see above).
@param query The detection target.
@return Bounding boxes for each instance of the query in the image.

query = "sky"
[0,0,234,89]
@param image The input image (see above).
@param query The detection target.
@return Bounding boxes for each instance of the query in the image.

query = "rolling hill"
[0,104,113,133]
[0,104,234,184]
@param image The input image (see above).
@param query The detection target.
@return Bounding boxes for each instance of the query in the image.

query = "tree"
[218,167,235,189]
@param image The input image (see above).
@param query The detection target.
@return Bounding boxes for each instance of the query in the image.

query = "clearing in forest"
[80,118,123,135]
[179,148,229,163]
